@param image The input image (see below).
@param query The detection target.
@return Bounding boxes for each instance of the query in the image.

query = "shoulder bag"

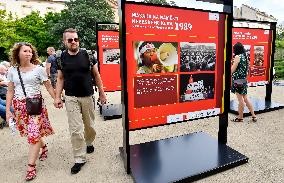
[17,67,42,115]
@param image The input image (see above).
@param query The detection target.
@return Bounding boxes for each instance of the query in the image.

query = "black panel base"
[120,132,248,183]
[230,98,284,117]
[98,103,122,120]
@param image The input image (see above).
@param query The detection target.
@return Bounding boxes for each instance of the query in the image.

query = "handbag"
[233,78,247,88]
[17,67,42,115]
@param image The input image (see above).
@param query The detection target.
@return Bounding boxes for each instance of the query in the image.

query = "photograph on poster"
[179,73,215,103]
[103,48,120,64]
[133,41,178,74]
[244,45,251,63]
[254,46,264,66]
[180,43,216,72]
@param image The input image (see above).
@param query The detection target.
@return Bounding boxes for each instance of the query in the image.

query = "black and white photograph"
[244,45,251,63]
[103,48,120,64]
[180,43,216,72]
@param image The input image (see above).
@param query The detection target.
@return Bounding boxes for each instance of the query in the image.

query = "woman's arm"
[231,55,240,73]
[43,80,55,99]
[6,82,15,120]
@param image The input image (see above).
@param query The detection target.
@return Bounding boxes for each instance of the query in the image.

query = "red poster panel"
[125,4,227,130]
[232,28,272,85]
[97,30,121,91]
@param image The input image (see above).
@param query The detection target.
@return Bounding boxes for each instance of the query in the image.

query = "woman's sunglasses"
[15,42,31,46]
[67,38,79,43]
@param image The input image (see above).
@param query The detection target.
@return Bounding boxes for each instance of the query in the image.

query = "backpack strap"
[56,49,94,72]
[80,49,95,73]
[55,50,66,71]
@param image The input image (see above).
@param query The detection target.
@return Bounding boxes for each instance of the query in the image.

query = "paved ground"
[0,85,283,183]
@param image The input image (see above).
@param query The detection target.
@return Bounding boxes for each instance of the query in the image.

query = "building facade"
[233,4,277,29]
[0,0,119,21]
[234,4,277,22]
[0,0,66,17]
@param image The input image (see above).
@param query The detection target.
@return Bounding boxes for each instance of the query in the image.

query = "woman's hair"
[10,42,40,66]
[233,42,245,56]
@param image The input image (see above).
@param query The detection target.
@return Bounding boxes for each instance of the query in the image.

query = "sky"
[232,0,283,23]
[176,0,284,23]
[129,0,284,24]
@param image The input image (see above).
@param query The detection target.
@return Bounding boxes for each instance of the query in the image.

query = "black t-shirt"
[59,50,96,97]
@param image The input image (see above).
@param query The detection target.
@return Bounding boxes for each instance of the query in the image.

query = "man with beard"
[54,28,107,174]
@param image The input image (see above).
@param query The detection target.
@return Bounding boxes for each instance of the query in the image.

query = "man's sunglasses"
[67,38,79,43]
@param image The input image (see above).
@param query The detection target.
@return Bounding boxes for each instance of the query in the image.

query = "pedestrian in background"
[231,42,257,122]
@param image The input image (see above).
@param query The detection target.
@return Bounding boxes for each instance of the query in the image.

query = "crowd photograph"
[180,42,216,72]
[103,48,120,64]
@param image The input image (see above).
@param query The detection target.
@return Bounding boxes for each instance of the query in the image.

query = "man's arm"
[92,64,107,103]
[43,80,55,99]
[54,70,64,108]
[46,62,51,77]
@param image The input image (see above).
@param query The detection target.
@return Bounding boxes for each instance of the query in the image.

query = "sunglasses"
[67,38,79,43]
[15,42,31,46]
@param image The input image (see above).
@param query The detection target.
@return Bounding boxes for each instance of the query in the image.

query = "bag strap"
[17,67,27,97]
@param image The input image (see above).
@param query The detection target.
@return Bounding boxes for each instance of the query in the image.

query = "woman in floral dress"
[231,42,257,122]
[6,42,56,181]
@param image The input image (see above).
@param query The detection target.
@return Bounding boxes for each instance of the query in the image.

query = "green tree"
[51,0,115,50]
[44,12,62,49]
[14,11,57,57]
[143,0,169,5]
[169,1,177,6]
[0,10,23,60]
[0,11,59,60]
[276,24,284,48]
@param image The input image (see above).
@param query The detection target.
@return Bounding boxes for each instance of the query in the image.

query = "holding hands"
[54,98,63,109]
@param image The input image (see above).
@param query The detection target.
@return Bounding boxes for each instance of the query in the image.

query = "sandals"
[26,164,36,181]
[252,116,257,122]
[232,118,243,122]
[39,144,48,161]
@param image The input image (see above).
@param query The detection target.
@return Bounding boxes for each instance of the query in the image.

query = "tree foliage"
[0,0,116,60]
[15,12,57,57]
[276,24,284,48]
[143,0,169,5]
[0,11,58,61]
[51,0,115,50]
[0,10,21,60]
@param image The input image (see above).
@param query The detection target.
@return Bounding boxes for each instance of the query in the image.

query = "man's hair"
[63,28,78,40]
[47,47,55,52]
